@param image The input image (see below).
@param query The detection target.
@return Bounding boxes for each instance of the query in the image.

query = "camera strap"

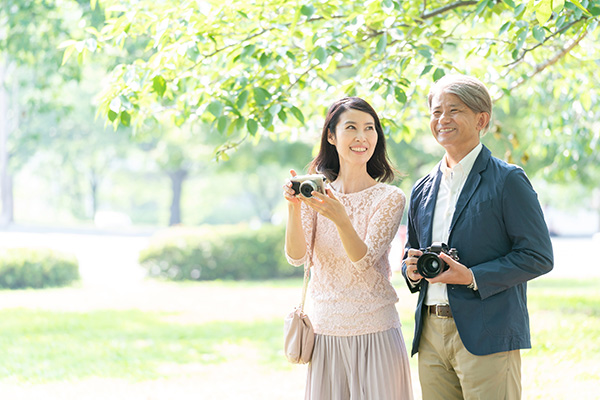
[299,212,317,312]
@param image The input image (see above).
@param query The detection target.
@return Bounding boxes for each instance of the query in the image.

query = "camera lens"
[416,253,447,279]
[299,181,317,197]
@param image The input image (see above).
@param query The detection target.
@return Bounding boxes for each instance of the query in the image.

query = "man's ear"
[477,112,490,131]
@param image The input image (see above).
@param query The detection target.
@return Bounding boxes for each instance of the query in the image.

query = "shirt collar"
[440,143,483,180]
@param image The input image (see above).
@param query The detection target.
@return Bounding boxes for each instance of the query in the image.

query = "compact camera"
[416,242,459,279]
[290,174,327,198]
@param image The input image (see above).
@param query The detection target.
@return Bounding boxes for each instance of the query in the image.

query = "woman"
[283,97,413,399]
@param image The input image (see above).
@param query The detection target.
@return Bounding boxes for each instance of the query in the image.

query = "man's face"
[429,91,487,155]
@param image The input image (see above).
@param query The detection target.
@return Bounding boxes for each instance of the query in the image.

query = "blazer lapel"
[449,146,491,235]
[421,165,443,246]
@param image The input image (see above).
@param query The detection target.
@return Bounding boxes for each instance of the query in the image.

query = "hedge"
[139,224,303,280]
[0,248,80,289]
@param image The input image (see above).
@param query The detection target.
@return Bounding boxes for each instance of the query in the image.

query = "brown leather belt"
[428,304,453,318]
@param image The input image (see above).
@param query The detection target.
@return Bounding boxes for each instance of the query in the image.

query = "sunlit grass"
[0,310,286,383]
[0,278,598,399]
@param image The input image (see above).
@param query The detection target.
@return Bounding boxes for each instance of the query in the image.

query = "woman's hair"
[308,97,395,183]
[427,74,493,132]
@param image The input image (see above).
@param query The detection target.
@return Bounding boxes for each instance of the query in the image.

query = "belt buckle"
[433,304,451,319]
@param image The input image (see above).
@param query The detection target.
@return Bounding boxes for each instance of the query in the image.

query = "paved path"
[1,227,599,291]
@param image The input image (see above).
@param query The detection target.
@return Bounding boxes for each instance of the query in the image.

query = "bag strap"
[299,212,317,312]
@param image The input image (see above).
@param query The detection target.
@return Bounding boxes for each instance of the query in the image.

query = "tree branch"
[503,16,587,68]
[494,31,588,102]
[421,1,478,19]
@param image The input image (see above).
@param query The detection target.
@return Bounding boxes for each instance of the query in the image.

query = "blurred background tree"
[1,0,599,230]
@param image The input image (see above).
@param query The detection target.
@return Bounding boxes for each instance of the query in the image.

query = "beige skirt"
[305,328,413,400]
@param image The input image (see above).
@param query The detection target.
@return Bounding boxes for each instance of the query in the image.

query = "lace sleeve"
[352,188,406,272]
[285,202,317,267]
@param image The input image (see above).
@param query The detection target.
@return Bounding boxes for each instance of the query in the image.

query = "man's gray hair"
[428,74,493,132]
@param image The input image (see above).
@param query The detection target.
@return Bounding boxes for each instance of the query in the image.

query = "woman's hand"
[283,169,301,205]
[303,188,348,227]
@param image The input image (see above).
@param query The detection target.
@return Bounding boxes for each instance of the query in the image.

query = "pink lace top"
[286,183,406,336]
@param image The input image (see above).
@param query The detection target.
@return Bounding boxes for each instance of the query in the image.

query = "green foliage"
[0,248,80,289]
[63,0,600,173]
[139,224,301,280]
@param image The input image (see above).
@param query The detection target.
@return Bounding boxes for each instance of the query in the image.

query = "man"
[401,74,553,400]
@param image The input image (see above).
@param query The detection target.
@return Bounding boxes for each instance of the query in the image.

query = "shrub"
[139,224,302,281]
[0,248,80,289]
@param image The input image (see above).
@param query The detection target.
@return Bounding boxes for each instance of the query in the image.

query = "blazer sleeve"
[401,187,423,293]
[473,168,554,300]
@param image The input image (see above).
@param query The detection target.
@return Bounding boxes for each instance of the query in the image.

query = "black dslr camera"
[416,242,459,279]
[290,174,326,198]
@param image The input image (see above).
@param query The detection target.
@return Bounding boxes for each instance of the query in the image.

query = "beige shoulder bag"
[283,213,317,364]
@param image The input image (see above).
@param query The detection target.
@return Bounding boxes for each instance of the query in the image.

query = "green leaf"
[261,113,273,129]
[433,68,446,81]
[314,47,327,64]
[499,21,512,36]
[553,0,565,12]
[236,90,249,109]
[376,33,387,55]
[394,87,407,104]
[61,46,76,66]
[290,106,305,124]
[253,87,271,106]
[418,49,432,59]
[268,104,282,116]
[503,0,516,8]
[241,44,256,58]
[278,109,288,122]
[152,75,167,97]
[514,3,526,15]
[568,0,592,15]
[515,29,528,51]
[535,0,553,24]
[259,53,270,67]
[532,26,546,43]
[108,110,118,122]
[475,0,491,15]
[207,101,223,117]
[421,64,433,76]
[300,5,316,18]
[235,116,246,131]
[120,111,131,127]
[247,118,259,135]
[217,116,229,134]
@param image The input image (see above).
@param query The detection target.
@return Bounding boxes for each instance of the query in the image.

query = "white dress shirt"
[425,143,482,306]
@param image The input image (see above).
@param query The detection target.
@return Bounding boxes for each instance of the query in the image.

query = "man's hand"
[427,252,473,286]
[404,248,424,282]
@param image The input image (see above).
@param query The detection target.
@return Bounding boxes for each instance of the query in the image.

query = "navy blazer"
[402,145,553,356]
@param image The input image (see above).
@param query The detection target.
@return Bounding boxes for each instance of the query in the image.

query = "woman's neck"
[330,169,377,194]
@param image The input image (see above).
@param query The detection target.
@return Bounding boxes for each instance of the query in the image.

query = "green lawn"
[0,278,598,399]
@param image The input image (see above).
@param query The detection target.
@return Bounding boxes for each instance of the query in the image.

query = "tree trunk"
[0,59,13,226]
[168,168,188,226]
[90,170,99,218]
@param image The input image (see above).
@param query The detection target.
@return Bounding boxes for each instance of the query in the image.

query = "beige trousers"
[418,313,521,400]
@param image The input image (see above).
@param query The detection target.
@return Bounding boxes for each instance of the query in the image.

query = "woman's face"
[328,109,378,168]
